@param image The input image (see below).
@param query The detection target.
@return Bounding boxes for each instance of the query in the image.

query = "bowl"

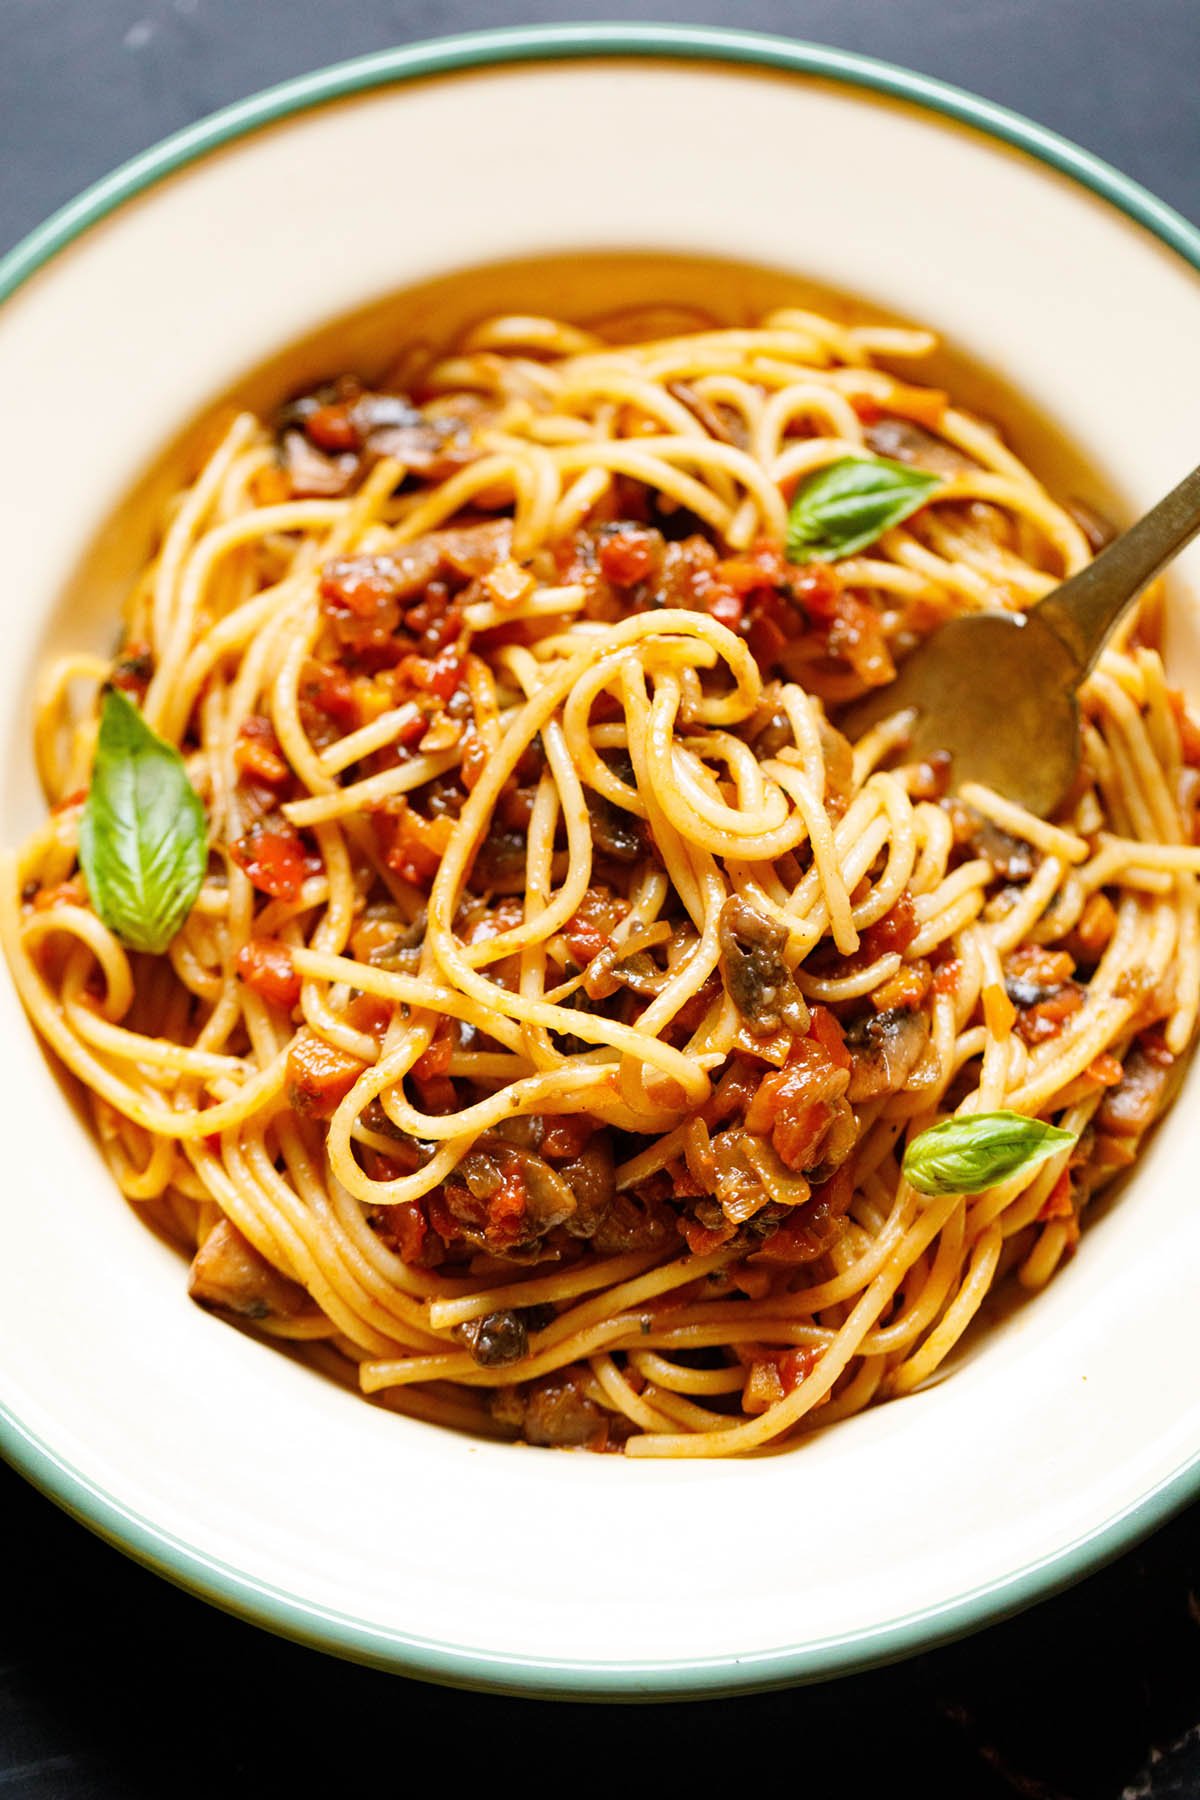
[1,25,1198,1698]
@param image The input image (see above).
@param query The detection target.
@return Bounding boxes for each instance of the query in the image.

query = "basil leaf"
[786,456,941,563]
[78,687,207,955]
[902,1110,1076,1197]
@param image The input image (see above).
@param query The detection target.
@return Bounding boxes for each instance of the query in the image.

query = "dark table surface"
[2,3,1199,1795]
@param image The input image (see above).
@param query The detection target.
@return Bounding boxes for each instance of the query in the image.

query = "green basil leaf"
[902,1110,1076,1197]
[786,455,941,563]
[78,687,207,955]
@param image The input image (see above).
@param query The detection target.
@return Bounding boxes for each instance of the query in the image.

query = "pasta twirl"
[6,307,1198,1456]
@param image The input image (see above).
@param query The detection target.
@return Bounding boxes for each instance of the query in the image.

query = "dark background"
[2,4,1198,1796]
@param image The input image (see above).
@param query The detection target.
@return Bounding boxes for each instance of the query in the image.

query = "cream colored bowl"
[1,27,1198,1696]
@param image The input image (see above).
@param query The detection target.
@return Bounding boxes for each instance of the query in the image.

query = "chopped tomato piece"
[861,891,919,960]
[1015,986,1084,1045]
[394,643,464,703]
[806,1004,851,1070]
[1139,1029,1174,1070]
[320,556,402,619]
[932,956,962,996]
[230,818,317,902]
[1169,689,1200,767]
[236,937,301,1009]
[743,1359,785,1413]
[482,561,535,608]
[345,992,392,1040]
[718,541,791,595]
[741,1343,822,1412]
[539,1114,595,1161]
[31,876,87,912]
[412,1026,454,1079]
[286,1029,366,1118]
[1073,892,1117,959]
[403,588,462,653]
[788,561,848,621]
[727,1262,773,1300]
[1037,1170,1075,1222]
[372,799,455,887]
[564,886,629,967]
[871,960,932,1013]
[301,659,362,730]
[306,402,360,452]
[413,1074,457,1114]
[707,590,744,629]
[742,1027,849,1172]
[778,1345,822,1389]
[487,1165,532,1249]
[745,602,788,667]
[773,1099,836,1171]
[598,526,662,587]
[906,751,952,801]
[699,1056,762,1131]
[679,1216,737,1255]
[664,1156,706,1200]
[1007,944,1076,985]
[1082,1054,1121,1088]
[374,1199,429,1262]
[234,716,291,788]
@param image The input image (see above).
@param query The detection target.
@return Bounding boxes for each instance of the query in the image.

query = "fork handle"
[1035,461,1200,677]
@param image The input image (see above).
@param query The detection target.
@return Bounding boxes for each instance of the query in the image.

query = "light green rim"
[2,23,1198,1699]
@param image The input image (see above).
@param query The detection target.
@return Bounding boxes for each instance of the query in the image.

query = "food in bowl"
[5,303,1198,1456]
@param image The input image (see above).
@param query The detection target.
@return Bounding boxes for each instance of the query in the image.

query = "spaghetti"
[6,305,1199,1456]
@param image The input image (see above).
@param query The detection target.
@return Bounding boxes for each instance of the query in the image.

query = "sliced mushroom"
[434,519,513,578]
[471,822,528,889]
[804,1095,858,1183]
[967,812,1039,883]
[558,1137,617,1236]
[865,418,977,477]
[494,1367,608,1447]
[365,905,427,973]
[845,1006,931,1102]
[583,946,666,1002]
[188,1220,315,1323]
[585,790,642,862]
[1096,1045,1181,1137]
[718,897,810,1037]
[280,430,359,498]
[710,1127,812,1224]
[352,393,474,479]
[590,1195,683,1252]
[750,697,853,813]
[667,380,747,447]
[511,1145,580,1236]
[748,699,794,760]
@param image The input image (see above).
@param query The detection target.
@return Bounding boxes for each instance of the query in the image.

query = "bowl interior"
[0,50,1198,1694]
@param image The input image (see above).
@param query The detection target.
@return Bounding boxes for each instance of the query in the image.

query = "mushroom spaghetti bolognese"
[5,305,1198,1455]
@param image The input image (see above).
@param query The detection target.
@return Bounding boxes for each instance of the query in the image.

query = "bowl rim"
[2,22,1199,1699]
